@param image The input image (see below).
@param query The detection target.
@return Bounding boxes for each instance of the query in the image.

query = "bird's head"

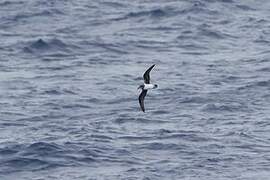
[154,84,158,89]
[137,85,144,90]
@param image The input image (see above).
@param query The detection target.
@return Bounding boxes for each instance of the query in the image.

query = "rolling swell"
[23,38,73,55]
[0,142,97,174]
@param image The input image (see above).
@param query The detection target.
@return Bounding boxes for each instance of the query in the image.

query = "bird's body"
[138,64,158,112]
[143,83,157,90]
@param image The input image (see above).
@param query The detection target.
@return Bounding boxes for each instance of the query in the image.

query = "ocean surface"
[1,0,270,179]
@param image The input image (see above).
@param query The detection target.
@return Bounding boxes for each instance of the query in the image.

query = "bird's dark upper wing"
[139,90,147,112]
[143,64,155,84]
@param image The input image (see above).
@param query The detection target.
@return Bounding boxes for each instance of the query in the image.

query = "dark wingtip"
[148,64,155,69]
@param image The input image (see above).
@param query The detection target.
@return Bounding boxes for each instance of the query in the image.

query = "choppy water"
[1,0,270,179]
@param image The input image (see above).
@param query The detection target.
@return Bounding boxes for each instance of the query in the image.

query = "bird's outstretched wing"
[139,90,147,112]
[143,64,155,84]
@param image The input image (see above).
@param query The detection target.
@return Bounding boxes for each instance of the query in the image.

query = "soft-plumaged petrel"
[138,64,158,112]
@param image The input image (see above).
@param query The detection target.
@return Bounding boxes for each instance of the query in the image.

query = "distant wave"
[202,102,247,112]
[22,38,76,56]
[113,8,170,21]
[127,9,168,18]
[0,142,97,174]
[0,1,24,6]
[237,80,270,91]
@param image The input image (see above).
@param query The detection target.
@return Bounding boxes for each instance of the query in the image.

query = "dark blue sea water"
[1,0,270,179]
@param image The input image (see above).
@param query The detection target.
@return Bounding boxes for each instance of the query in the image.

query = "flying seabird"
[138,64,158,112]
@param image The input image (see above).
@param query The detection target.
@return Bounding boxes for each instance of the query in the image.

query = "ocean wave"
[1,158,51,173]
[0,142,63,174]
[22,38,75,55]
[10,9,64,23]
[255,80,270,87]
[114,117,167,124]
[202,102,247,112]
[238,80,270,90]
[137,142,180,150]
[257,67,270,72]
[127,9,167,18]
[100,1,128,8]
[113,6,180,21]
[0,142,99,174]
[0,1,24,6]
[236,4,255,11]
[25,142,62,154]
[179,1,219,15]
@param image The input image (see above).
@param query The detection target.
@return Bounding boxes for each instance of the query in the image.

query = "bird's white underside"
[144,84,155,90]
